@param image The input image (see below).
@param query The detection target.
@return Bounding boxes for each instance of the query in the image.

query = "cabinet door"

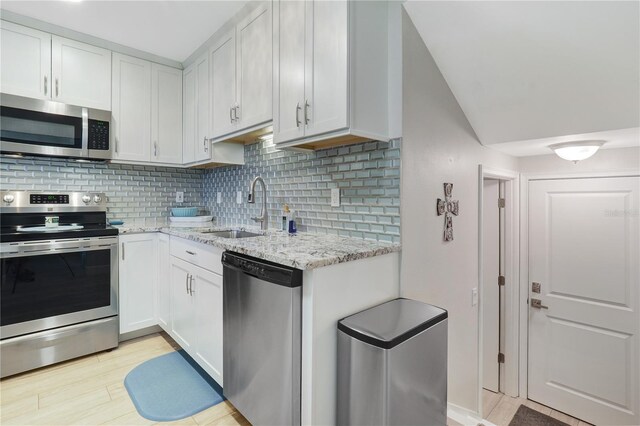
[119,234,157,334]
[182,63,197,164]
[195,54,211,162]
[151,64,182,164]
[156,234,171,332]
[0,21,51,100]
[51,36,111,110]
[209,28,237,139]
[273,0,306,144]
[111,53,151,162]
[236,3,272,131]
[304,0,349,138]
[193,266,224,385]
[170,257,196,350]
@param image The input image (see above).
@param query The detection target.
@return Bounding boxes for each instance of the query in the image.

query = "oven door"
[0,94,87,158]
[0,236,118,339]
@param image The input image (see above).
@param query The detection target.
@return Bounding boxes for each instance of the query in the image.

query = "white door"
[209,29,237,139]
[195,54,211,162]
[170,257,196,350]
[304,0,348,138]
[273,0,306,144]
[193,266,224,385]
[111,53,151,162]
[236,2,272,131]
[182,63,197,164]
[482,179,500,393]
[0,21,51,100]
[51,36,111,110]
[528,176,639,425]
[151,64,182,165]
[156,234,171,331]
[119,234,157,334]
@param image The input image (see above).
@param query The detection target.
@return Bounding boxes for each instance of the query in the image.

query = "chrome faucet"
[248,176,268,230]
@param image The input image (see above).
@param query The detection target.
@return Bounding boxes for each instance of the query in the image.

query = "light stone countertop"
[112,222,401,270]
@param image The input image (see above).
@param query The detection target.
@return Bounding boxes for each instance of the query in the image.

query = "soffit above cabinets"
[0,1,247,63]
[403,1,640,156]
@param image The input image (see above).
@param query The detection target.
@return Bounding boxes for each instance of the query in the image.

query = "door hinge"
[498,198,506,208]
[498,275,505,286]
[498,353,505,363]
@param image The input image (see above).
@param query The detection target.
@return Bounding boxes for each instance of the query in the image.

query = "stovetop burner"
[1,191,118,243]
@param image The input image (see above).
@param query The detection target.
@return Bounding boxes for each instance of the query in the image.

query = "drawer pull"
[185,250,196,255]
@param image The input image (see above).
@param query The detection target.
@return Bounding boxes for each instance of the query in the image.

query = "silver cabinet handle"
[154,141,157,157]
[189,275,195,295]
[530,298,549,309]
[55,78,59,97]
[185,250,196,255]
[296,102,301,127]
[203,137,208,152]
[44,76,48,96]
[115,137,119,153]
[121,242,125,260]
[235,104,240,121]
[304,100,310,124]
[185,273,190,294]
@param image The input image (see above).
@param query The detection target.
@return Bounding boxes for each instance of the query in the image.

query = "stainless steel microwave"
[0,94,112,161]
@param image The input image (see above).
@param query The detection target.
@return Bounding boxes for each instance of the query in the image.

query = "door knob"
[530,298,549,309]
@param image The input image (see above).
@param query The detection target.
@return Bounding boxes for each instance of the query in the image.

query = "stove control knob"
[93,195,102,204]
[3,194,15,204]
[82,195,91,204]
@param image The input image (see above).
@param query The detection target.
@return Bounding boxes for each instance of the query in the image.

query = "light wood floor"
[482,389,592,426]
[0,332,249,426]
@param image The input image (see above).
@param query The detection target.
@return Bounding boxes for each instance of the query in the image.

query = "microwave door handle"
[81,108,89,156]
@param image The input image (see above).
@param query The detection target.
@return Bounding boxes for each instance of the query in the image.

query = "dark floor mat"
[508,405,570,426]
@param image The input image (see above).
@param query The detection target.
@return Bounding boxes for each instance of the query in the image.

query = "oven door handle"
[0,237,118,258]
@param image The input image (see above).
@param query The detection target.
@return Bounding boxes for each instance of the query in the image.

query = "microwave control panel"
[88,120,110,151]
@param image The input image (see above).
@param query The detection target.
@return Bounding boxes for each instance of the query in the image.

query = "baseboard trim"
[119,325,162,342]
[448,402,497,426]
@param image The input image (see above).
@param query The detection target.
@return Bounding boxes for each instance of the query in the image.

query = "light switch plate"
[236,191,243,204]
[331,188,340,207]
[217,192,222,204]
[472,288,478,306]
[175,191,184,203]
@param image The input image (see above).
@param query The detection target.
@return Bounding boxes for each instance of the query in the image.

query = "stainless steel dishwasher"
[222,251,302,426]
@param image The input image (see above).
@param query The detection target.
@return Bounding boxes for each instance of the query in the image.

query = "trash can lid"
[338,298,447,349]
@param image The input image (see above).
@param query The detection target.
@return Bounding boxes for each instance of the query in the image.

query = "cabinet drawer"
[170,236,223,274]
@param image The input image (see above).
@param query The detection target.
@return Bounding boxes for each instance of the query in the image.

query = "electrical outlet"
[472,288,478,306]
[217,192,222,204]
[236,191,243,204]
[175,191,184,203]
[331,188,340,207]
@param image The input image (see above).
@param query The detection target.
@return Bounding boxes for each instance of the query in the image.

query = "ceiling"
[403,1,640,156]
[0,1,247,63]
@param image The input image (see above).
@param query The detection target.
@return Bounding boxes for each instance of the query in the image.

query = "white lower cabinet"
[156,234,171,330]
[119,234,157,334]
[167,238,224,385]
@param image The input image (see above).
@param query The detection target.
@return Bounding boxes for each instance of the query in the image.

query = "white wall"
[519,147,640,175]
[401,10,518,414]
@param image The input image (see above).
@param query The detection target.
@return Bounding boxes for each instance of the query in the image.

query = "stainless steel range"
[0,191,119,378]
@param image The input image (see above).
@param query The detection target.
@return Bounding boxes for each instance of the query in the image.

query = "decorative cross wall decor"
[436,183,459,241]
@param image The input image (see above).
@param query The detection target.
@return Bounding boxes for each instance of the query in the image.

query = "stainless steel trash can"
[337,298,448,426]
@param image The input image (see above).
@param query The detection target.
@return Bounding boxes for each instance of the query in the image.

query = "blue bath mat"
[124,350,224,421]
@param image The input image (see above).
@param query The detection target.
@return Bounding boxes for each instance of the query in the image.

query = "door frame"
[518,169,640,399]
[478,165,520,416]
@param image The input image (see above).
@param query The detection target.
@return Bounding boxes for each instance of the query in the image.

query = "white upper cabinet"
[151,63,182,164]
[209,2,272,142]
[209,28,237,140]
[51,36,111,110]
[112,53,151,162]
[183,54,210,164]
[236,3,272,131]
[0,21,51,100]
[0,21,111,110]
[183,63,197,164]
[273,0,392,149]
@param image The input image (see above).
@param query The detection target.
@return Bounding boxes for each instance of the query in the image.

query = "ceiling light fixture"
[549,140,605,163]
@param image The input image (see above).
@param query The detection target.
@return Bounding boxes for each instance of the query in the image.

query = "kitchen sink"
[202,230,263,239]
